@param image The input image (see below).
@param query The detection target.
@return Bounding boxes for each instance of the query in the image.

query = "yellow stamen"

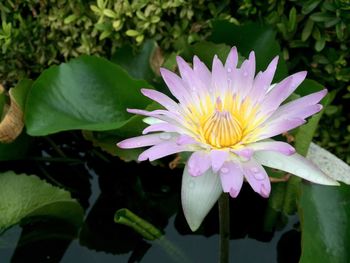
[201,106,242,148]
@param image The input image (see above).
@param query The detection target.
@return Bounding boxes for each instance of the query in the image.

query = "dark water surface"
[0,134,300,262]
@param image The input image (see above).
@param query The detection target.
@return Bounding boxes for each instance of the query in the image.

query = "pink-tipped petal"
[193,55,212,89]
[241,159,271,198]
[141,89,179,112]
[188,151,211,176]
[231,148,254,159]
[117,133,170,149]
[212,55,228,95]
[254,150,339,185]
[219,161,244,198]
[138,139,192,161]
[225,47,238,71]
[248,140,295,155]
[210,150,229,172]
[160,68,191,105]
[257,118,306,141]
[259,71,307,117]
[238,51,256,98]
[276,89,327,116]
[182,163,223,231]
[142,122,181,134]
[250,56,279,102]
[127,108,184,127]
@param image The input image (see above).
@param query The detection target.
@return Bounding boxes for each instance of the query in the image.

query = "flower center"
[200,97,242,148]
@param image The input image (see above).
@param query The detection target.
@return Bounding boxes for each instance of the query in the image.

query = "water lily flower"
[117,47,339,231]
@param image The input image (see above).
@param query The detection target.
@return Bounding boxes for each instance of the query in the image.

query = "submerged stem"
[218,193,230,263]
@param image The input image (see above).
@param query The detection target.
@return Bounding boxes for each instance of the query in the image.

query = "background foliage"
[0,0,349,163]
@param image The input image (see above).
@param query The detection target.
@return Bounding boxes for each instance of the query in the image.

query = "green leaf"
[25,55,151,136]
[301,19,314,42]
[299,184,350,263]
[209,20,288,81]
[0,171,84,231]
[10,79,32,111]
[288,7,297,32]
[315,37,326,52]
[189,41,231,67]
[310,12,335,23]
[301,0,322,15]
[111,40,158,82]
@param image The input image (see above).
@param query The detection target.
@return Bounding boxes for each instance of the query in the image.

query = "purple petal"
[219,161,244,198]
[160,68,191,105]
[117,133,171,149]
[225,47,238,71]
[237,51,256,99]
[141,89,179,112]
[138,140,191,161]
[250,56,279,103]
[193,55,212,89]
[176,134,197,145]
[254,150,339,185]
[277,89,327,113]
[142,122,181,134]
[210,150,229,172]
[269,89,326,121]
[127,108,184,126]
[241,159,271,198]
[188,151,211,176]
[257,118,306,140]
[248,140,295,155]
[259,71,307,118]
[212,55,228,95]
[231,148,254,160]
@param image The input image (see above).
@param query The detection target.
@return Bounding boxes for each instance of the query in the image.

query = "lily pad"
[0,171,84,231]
[299,183,350,263]
[25,55,151,136]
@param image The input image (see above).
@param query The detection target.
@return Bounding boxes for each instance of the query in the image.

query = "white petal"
[143,117,164,125]
[307,142,350,184]
[181,163,222,231]
[254,150,339,186]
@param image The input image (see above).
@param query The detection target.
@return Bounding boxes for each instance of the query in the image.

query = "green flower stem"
[218,193,230,263]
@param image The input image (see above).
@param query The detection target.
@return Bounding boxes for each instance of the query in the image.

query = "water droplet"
[220,167,229,174]
[227,67,232,73]
[136,142,141,146]
[251,167,259,173]
[160,133,171,140]
[243,71,248,77]
[253,172,265,180]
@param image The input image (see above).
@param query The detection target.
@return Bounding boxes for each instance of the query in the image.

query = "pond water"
[0,134,300,262]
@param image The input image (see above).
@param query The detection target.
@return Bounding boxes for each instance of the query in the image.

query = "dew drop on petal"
[160,133,171,140]
[227,67,232,73]
[221,167,229,174]
[253,172,265,180]
[250,167,259,173]
[243,71,248,77]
